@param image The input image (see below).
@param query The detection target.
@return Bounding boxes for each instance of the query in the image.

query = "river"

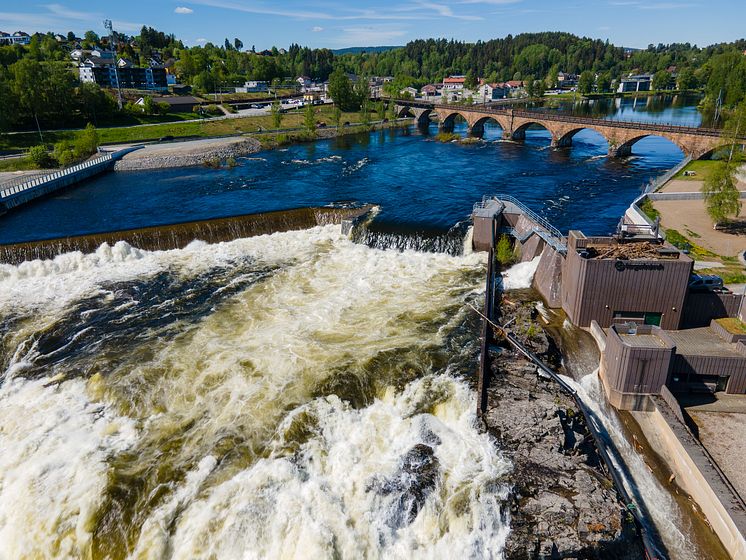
[0,96,717,559]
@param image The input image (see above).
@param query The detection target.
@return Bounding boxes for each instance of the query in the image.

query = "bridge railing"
[476,193,567,253]
[393,99,739,138]
[0,152,113,199]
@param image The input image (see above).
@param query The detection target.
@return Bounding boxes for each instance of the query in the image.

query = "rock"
[483,293,644,560]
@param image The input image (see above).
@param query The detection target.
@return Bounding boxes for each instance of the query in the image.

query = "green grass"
[639,198,660,222]
[435,132,460,143]
[0,156,52,172]
[674,160,718,181]
[0,106,365,151]
[716,317,746,334]
[664,228,719,260]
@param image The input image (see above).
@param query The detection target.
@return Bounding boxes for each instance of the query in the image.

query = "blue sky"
[1,0,744,50]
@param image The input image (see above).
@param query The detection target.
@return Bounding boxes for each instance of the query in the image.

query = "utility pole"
[104,19,123,110]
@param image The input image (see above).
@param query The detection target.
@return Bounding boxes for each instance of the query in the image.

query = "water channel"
[0,95,724,559]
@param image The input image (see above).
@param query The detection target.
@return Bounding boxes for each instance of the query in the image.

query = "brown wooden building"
[561,231,693,330]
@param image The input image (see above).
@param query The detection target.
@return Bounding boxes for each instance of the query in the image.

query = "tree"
[270,100,282,129]
[464,69,478,90]
[66,31,76,42]
[303,103,316,133]
[534,78,545,98]
[676,67,697,91]
[10,59,47,141]
[496,235,514,265]
[597,72,612,93]
[702,103,745,225]
[578,71,595,94]
[234,38,243,51]
[652,70,672,91]
[83,30,99,48]
[142,95,156,115]
[328,67,357,111]
[332,106,342,128]
[74,123,100,157]
[702,161,742,225]
[224,38,232,51]
[524,74,535,97]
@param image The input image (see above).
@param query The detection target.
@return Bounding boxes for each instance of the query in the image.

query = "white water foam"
[562,371,698,560]
[501,256,541,290]
[138,375,510,560]
[0,377,137,559]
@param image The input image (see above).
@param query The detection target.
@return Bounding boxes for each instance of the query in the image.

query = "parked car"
[688,274,724,292]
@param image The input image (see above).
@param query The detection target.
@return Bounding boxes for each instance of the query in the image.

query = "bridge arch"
[553,126,611,150]
[437,111,471,133]
[611,133,686,158]
[470,115,509,138]
[395,105,414,119]
[511,121,553,143]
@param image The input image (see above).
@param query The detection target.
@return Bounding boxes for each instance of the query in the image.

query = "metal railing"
[474,194,564,240]
[393,99,742,139]
[0,153,113,199]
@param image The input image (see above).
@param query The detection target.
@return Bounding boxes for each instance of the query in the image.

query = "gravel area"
[114,136,261,171]
[688,411,746,502]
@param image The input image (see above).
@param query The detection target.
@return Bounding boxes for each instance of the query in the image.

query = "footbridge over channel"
[393,99,745,159]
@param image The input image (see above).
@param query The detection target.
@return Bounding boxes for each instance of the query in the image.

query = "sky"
[1,0,744,50]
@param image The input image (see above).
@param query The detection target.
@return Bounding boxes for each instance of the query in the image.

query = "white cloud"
[175,6,194,14]
[312,26,324,32]
[195,37,207,43]
[331,24,409,46]
[43,3,91,20]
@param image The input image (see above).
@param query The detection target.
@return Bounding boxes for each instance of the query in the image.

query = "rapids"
[0,225,513,560]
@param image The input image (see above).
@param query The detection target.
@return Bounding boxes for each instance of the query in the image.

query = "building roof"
[505,80,524,87]
[158,96,201,105]
[443,76,465,84]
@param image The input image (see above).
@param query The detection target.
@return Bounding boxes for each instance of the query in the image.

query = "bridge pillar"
[439,120,455,133]
[511,129,525,142]
[468,123,484,138]
[552,135,573,149]
[610,144,632,158]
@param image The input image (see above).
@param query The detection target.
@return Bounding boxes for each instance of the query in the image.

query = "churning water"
[0,226,515,559]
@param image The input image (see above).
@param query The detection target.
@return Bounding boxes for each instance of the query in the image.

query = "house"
[442,75,466,90]
[117,58,133,69]
[557,72,578,88]
[90,48,116,62]
[399,87,418,98]
[420,84,440,97]
[235,80,269,93]
[0,31,30,45]
[296,76,312,88]
[80,61,168,91]
[54,34,66,42]
[138,95,201,113]
[477,83,508,101]
[617,74,652,93]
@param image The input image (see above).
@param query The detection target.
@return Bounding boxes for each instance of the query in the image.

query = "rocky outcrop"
[484,293,643,559]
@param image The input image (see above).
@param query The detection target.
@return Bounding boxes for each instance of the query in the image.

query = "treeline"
[2,29,746,133]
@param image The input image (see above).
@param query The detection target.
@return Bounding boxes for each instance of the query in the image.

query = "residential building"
[236,80,269,93]
[618,74,652,93]
[79,58,168,91]
[477,82,509,101]
[399,87,418,97]
[420,84,439,96]
[442,75,466,91]
[296,76,312,89]
[0,31,30,45]
[137,95,201,113]
[557,72,578,88]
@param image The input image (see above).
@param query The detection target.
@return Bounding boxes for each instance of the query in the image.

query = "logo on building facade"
[614,260,664,272]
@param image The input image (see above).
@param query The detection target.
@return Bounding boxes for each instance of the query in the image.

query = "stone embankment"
[114,137,262,171]
[483,292,643,559]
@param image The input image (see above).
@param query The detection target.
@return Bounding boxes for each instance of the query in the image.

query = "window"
[613,311,662,326]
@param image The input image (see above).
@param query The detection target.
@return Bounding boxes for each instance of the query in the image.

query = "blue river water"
[0,96,702,244]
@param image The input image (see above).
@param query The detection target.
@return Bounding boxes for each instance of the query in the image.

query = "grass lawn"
[674,160,719,181]
[0,157,52,172]
[717,318,746,334]
[0,106,372,151]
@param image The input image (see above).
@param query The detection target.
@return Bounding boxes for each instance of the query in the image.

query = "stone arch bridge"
[393,99,744,159]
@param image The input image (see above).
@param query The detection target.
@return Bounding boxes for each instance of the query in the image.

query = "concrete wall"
[682,292,744,328]
[600,325,674,410]
[516,232,545,262]
[472,214,496,252]
[533,245,564,308]
[637,401,746,560]
[561,232,692,329]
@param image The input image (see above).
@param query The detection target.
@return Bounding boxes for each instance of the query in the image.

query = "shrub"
[52,140,77,167]
[27,145,54,168]
[226,157,237,168]
[496,234,515,265]
[74,123,99,158]
[639,198,660,222]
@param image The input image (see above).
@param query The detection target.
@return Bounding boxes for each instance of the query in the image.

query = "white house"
[236,80,269,93]
[296,76,312,88]
[399,87,418,98]
[477,83,508,101]
[0,31,30,45]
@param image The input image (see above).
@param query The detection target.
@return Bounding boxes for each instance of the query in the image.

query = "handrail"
[392,99,743,139]
[476,194,567,253]
[0,152,113,199]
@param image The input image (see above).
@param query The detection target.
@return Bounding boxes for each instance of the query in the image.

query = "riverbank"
[112,119,411,171]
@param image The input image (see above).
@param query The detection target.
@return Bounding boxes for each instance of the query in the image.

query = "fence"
[0,153,113,199]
